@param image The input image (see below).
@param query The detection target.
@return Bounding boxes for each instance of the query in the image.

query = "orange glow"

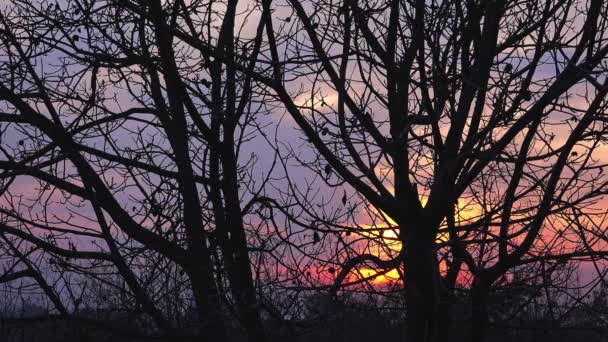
[343,196,487,288]
[352,268,402,284]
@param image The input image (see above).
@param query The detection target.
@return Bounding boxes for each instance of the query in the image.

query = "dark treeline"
[1,0,608,341]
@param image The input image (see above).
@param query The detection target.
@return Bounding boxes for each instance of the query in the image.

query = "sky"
[0,0,607,310]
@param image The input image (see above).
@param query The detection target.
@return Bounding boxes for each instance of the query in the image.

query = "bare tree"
[3,1,608,342]
[245,0,608,341]
[0,0,280,341]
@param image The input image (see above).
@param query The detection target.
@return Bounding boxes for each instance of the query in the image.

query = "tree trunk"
[405,230,441,342]
[228,222,267,342]
[437,257,463,342]
[437,291,452,342]
[189,271,227,342]
[221,136,267,342]
[471,278,490,342]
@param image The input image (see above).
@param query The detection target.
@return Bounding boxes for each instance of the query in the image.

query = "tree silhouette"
[252,0,608,341]
[0,0,274,340]
[2,1,608,342]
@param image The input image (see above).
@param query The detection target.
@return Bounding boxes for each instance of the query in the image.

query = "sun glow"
[346,197,485,286]
[353,268,402,284]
